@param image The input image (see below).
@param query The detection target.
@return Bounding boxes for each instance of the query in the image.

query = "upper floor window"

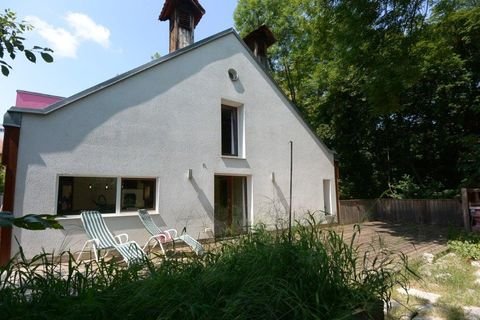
[221,105,239,156]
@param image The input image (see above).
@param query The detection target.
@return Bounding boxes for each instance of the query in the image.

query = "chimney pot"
[243,25,276,69]
[159,0,206,53]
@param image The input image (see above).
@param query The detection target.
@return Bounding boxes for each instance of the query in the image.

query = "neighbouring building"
[0,0,338,261]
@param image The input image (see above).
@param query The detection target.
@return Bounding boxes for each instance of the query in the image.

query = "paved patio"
[71,220,454,264]
[329,221,453,261]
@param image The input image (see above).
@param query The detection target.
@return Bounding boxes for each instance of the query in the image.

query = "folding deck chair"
[138,209,204,255]
[77,211,147,265]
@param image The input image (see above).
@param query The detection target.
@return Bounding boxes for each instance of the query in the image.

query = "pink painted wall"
[15,90,64,109]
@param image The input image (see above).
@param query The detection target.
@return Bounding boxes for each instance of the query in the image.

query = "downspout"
[0,113,21,265]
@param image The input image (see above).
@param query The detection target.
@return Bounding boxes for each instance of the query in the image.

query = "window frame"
[56,175,158,216]
[221,105,239,157]
[120,178,157,213]
[323,179,332,215]
[221,100,245,158]
[214,174,251,237]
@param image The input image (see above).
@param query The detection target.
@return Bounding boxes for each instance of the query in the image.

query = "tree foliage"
[0,212,63,230]
[151,52,162,60]
[235,0,480,198]
[0,8,53,76]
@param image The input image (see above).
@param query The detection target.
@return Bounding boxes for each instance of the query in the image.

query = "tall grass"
[0,219,411,319]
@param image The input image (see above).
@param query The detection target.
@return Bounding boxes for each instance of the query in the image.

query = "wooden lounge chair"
[77,210,147,265]
[138,209,204,255]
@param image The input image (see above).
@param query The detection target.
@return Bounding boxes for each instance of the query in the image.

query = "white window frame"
[323,179,332,215]
[56,174,159,217]
[120,177,157,213]
[221,99,245,159]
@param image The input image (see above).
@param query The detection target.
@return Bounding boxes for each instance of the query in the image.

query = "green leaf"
[0,212,63,230]
[24,50,36,63]
[4,41,14,54]
[41,52,53,63]
[13,214,63,230]
[0,212,14,227]
[1,65,9,76]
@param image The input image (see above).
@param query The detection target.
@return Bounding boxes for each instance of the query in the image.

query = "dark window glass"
[121,178,156,212]
[57,177,116,215]
[221,105,238,156]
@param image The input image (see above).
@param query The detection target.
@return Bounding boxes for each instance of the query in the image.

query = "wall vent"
[178,11,192,30]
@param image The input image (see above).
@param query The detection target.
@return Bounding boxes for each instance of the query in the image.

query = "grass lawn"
[387,251,480,319]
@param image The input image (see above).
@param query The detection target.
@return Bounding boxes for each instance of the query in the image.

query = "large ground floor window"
[214,175,248,237]
[57,176,156,215]
[121,178,156,212]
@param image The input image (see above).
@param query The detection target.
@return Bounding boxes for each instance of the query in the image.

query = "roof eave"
[7,28,235,116]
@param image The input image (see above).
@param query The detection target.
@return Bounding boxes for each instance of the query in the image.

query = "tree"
[235,0,480,198]
[151,52,162,60]
[0,8,53,76]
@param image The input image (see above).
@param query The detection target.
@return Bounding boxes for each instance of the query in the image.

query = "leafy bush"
[0,220,412,319]
[448,232,480,260]
[386,174,458,199]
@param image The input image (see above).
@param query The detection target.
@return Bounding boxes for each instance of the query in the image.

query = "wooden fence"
[339,199,463,227]
[338,200,376,225]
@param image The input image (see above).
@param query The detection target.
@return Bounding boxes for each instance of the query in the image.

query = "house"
[0,0,338,261]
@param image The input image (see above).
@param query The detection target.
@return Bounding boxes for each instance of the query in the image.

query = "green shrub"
[386,174,458,199]
[448,232,480,260]
[0,220,412,319]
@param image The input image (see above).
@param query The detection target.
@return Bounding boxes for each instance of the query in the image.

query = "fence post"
[461,188,471,232]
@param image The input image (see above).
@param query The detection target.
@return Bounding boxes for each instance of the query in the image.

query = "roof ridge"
[8,28,235,116]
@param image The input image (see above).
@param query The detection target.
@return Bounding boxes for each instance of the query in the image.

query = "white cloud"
[25,13,110,59]
[25,16,79,58]
[66,13,110,48]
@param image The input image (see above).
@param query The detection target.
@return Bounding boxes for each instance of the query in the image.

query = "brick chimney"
[159,0,206,53]
[243,25,276,69]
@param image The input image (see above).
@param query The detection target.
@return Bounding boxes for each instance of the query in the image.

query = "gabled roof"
[7,28,234,116]
[4,28,334,156]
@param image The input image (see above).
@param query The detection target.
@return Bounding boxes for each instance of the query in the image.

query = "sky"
[0,0,238,119]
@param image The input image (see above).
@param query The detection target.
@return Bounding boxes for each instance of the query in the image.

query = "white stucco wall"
[11,32,337,257]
